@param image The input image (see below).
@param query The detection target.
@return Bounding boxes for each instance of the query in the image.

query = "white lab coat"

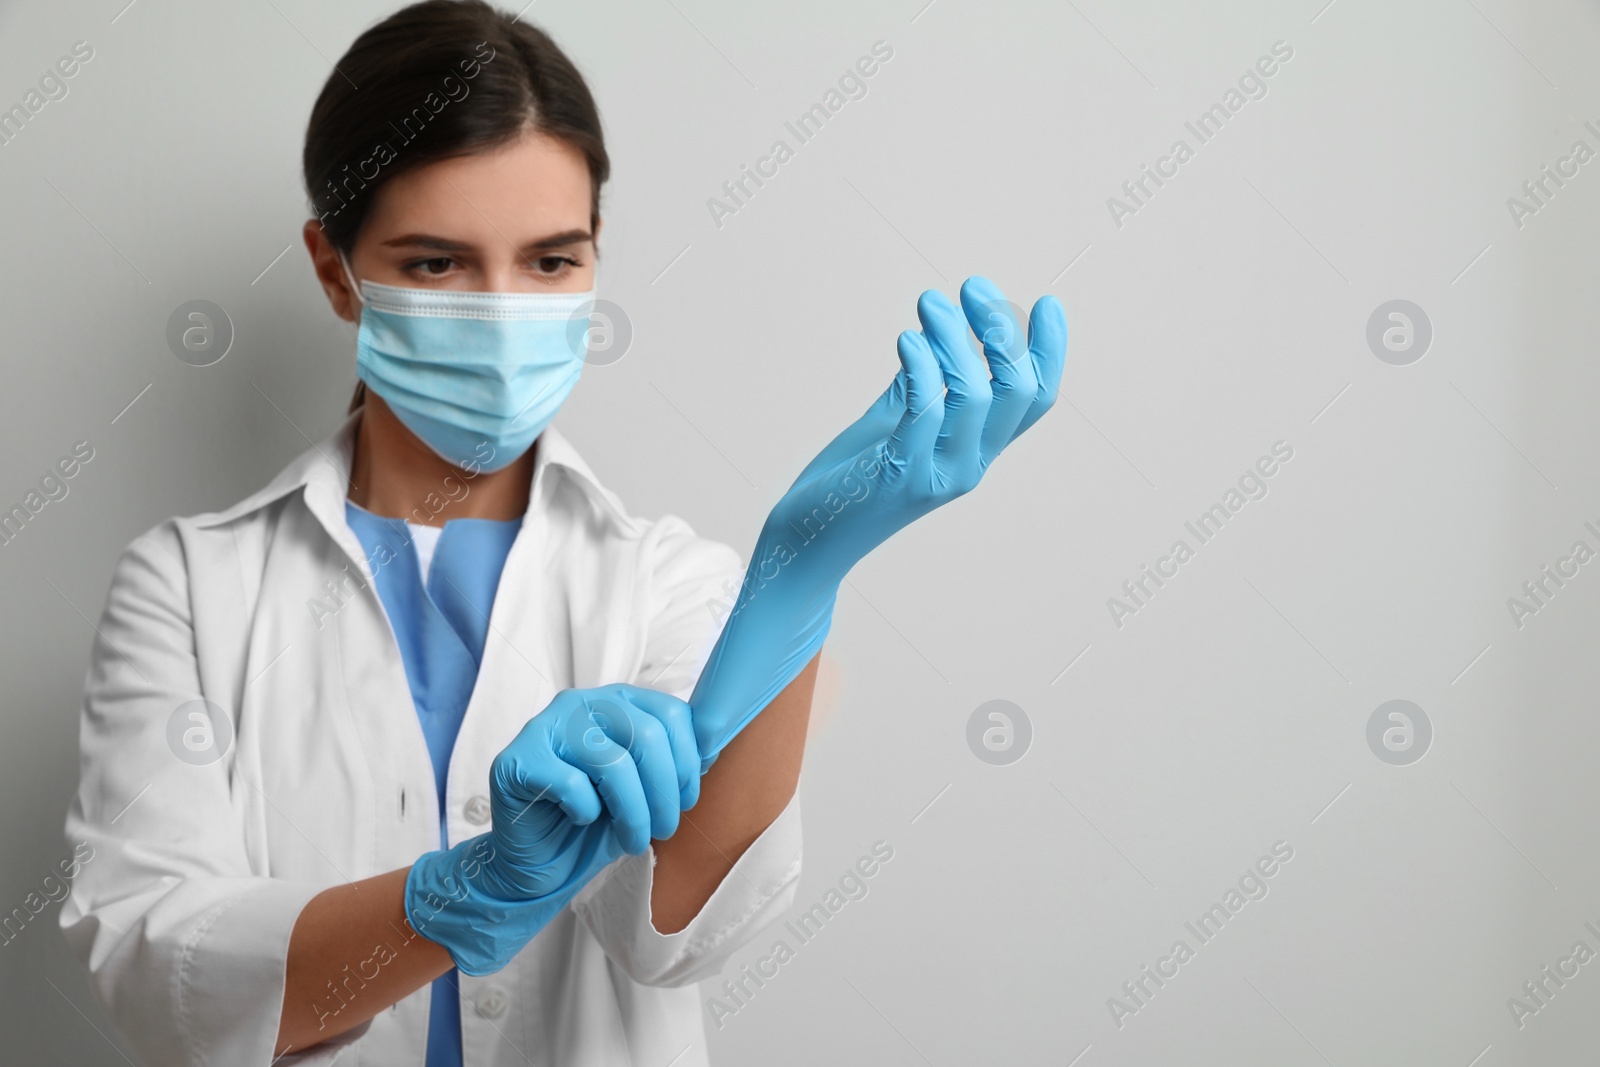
[60,411,803,1066]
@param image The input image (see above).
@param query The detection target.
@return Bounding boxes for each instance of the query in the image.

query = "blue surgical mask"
[341,254,594,472]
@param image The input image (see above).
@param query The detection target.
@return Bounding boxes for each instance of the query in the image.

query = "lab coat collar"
[190,409,629,532]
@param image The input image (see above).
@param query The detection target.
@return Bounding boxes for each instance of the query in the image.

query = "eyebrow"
[380,229,593,255]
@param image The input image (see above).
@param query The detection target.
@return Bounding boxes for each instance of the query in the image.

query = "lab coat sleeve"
[59,520,360,1067]
[571,515,804,987]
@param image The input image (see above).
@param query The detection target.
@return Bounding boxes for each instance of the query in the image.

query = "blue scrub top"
[345,499,522,1067]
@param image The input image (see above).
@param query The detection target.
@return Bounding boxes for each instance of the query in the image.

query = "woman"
[60,2,1065,1064]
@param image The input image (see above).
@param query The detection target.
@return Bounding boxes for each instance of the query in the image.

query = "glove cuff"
[405,830,618,976]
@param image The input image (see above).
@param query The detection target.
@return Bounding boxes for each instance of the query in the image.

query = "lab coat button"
[464,795,491,825]
[475,986,508,1019]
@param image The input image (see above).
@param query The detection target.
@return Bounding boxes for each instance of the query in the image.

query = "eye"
[528,254,581,280]
[400,256,458,281]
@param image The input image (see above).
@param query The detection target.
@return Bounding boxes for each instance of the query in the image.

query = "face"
[306,127,599,321]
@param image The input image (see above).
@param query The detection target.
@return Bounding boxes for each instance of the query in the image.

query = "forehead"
[360,129,591,246]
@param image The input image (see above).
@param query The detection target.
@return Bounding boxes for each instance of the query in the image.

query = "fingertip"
[960,279,1027,369]
[896,330,943,403]
[899,329,941,374]
[1035,293,1067,328]
[561,797,599,825]
[917,289,964,334]
[1030,297,1068,352]
[547,764,604,825]
[958,275,1001,307]
[896,328,928,364]
[616,813,649,854]
[916,288,952,315]
[957,277,1005,330]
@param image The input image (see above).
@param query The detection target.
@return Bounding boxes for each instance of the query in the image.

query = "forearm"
[649,653,818,934]
[689,509,843,766]
[276,866,453,1056]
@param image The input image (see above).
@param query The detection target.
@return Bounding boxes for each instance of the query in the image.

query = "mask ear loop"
[338,252,365,310]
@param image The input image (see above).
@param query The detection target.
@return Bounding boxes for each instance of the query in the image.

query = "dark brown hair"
[301,0,609,410]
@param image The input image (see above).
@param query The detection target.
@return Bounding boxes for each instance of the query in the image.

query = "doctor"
[61,2,1065,1065]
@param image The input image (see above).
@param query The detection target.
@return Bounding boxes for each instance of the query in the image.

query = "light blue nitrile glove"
[689,277,1068,768]
[404,684,701,976]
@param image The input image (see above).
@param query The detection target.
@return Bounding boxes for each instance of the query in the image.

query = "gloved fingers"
[884,329,942,466]
[557,696,632,773]
[916,289,991,477]
[490,748,603,827]
[607,698,683,841]
[580,741,653,855]
[1012,294,1068,440]
[555,697,653,852]
[958,277,1036,466]
[958,277,1027,372]
[616,686,703,811]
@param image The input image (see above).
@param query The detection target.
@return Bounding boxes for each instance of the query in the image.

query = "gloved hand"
[405,684,701,976]
[690,277,1067,767]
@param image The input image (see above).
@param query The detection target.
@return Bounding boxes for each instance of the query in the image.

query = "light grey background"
[2,0,1596,1063]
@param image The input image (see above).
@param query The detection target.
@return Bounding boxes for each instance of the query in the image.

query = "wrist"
[403,837,501,968]
[404,828,624,976]
[744,515,847,612]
